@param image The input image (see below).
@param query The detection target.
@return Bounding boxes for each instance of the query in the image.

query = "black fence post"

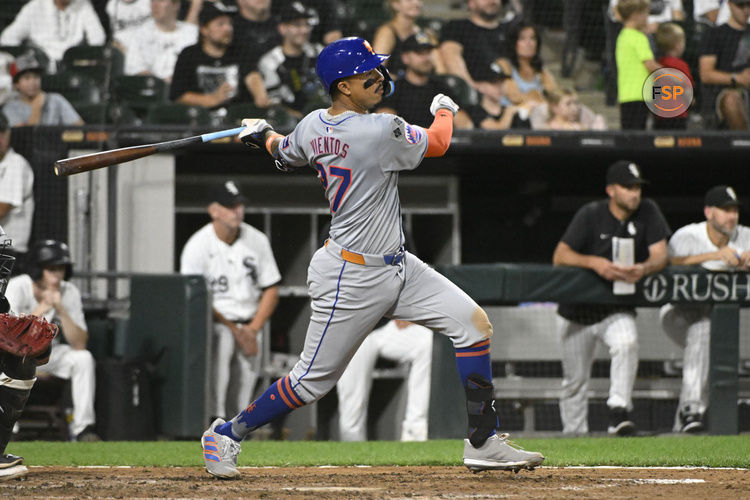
[708,304,740,435]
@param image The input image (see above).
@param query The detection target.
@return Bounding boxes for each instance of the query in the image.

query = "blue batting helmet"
[316,37,394,96]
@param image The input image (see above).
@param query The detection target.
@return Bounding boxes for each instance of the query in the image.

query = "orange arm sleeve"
[424,109,454,157]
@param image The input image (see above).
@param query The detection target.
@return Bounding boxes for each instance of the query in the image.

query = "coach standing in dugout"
[552,160,671,436]
[180,180,281,422]
[660,185,750,434]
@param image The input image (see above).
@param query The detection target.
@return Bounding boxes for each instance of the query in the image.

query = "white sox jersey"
[668,221,750,270]
[278,110,429,254]
[180,222,281,321]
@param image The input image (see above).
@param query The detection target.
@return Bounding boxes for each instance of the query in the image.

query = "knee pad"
[464,374,498,448]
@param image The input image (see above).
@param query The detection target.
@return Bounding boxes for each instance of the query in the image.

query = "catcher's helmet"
[0,225,14,298]
[316,37,394,97]
[28,240,73,281]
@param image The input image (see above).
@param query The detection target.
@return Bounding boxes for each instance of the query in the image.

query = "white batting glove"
[239,118,272,149]
[430,93,459,116]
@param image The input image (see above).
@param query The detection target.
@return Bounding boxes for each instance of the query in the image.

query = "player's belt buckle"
[384,248,405,266]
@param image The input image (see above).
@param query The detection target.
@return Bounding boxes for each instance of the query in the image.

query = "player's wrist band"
[266,133,283,155]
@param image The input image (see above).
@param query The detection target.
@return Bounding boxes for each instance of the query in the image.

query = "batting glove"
[430,93,459,116]
[239,118,273,149]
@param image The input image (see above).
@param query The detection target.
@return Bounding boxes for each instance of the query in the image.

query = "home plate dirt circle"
[0,466,747,499]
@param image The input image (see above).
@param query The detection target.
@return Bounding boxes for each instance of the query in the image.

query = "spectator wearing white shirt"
[0,113,34,273]
[117,0,198,83]
[0,0,106,72]
[106,0,152,40]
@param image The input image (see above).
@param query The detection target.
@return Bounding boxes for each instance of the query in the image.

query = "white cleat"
[463,433,545,473]
[202,418,241,479]
[0,464,28,482]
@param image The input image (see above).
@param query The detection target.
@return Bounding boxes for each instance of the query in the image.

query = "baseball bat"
[54,126,245,177]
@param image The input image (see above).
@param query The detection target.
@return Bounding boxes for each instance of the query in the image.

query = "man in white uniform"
[117,0,198,83]
[660,185,750,432]
[0,114,34,275]
[5,240,98,441]
[200,37,544,479]
[181,180,281,420]
[337,319,433,441]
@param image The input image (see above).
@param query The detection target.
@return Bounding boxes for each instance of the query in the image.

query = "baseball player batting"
[200,37,544,478]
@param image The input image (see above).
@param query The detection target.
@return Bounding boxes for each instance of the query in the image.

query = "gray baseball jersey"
[279,110,427,254]
[264,109,489,406]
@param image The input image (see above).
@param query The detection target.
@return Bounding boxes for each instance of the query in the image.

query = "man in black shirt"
[698,0,750,129]
[170,1,252,109]
[273,0,343,45]
[377,32,474,128]
[439,0,518,102]
[233,0,282,71]
[552,161,671,436]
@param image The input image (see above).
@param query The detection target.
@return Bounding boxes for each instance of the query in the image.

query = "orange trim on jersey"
[276,378,295,409]
[425,110,453,158]
[284,376,304,407]
[456,348,490,357]
[266,133,283,155]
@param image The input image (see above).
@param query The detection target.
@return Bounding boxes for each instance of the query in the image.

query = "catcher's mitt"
[0,313,58,358]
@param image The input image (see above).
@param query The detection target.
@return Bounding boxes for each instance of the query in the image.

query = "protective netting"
[0,0,736,133]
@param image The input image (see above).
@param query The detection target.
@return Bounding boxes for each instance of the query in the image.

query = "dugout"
[8,125,750,437]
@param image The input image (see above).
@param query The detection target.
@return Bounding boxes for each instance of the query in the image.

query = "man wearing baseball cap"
[660,185,750,432]
[247,2,322,114]
[553,160,671,436]
[170,1,253,110]
[3,51,82,127]
[180,180,281,423]
[698,0,750,129]
[377,32,474,129]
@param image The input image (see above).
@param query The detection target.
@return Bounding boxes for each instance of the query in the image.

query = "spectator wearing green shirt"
[615,0,661,130]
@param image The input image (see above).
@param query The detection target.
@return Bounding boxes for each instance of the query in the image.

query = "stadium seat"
[419,18,445,39]
[0,45,51,73]
[61,45,124,87]
[224,102,265,126]
[74,102,140,126]
[112,75,168,116]
[145,103,212,126]
[42,72,101,106]
[431,74,479,108]
[263,105,299,132]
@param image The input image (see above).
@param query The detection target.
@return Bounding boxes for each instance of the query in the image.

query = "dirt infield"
[1,465,748,499]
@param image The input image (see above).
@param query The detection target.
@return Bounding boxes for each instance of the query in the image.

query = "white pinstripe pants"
[212,322,262,419]
[659,304,710,430]
[558,312,639,434]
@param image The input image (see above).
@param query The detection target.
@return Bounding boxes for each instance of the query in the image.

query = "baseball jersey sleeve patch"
[391,116,425,147]
[404,124,422,144]
[281,136,290,150]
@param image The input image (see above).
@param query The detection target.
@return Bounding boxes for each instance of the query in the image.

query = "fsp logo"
[642,274,669,302]
[642,68,693,118]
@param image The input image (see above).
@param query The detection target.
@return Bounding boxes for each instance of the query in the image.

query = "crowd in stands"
[0,0,748,130]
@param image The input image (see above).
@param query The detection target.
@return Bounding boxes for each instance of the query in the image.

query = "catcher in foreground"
[0,225,57,482]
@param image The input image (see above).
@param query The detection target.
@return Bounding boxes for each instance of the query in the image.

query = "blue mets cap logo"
[404,124,422,144]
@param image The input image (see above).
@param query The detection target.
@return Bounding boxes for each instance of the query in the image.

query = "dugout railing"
[434,264,750,435]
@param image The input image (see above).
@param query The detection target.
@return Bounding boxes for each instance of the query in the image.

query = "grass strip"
[9,435,749,468]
